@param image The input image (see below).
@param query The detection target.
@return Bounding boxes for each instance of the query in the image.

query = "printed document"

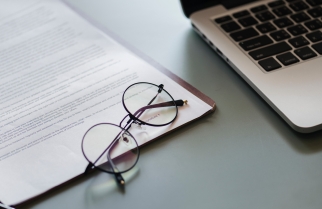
[0,0,213,205]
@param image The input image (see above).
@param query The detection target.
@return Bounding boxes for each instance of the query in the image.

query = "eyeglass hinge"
[158,84,164,93]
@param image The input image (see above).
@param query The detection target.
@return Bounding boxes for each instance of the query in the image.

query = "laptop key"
[306,30,322,42]
[290,12,311,23]
[230,27,259,41]
[239,35,273,51]
[288,36,310,47]
[258,57,282,72]
[255,11,275,22]
[268,1,285,8]
[276,52,300,66]
[272,6,293,17]
[256,22,277,33]
[233,10,250,18]
[289,1,309,12]
[238,16,258,27]
[307,7,322,18]
[306,0,322,7]
[221,21,241,32]
[287,24,308,36]
[215,15,232,24]
[250,5,268,13]
[273,17,294,28]
[294,46,317,60]
[249,42,292,60]
[312,42,322,54]
[270,30,291,41]
[304,19,322,30]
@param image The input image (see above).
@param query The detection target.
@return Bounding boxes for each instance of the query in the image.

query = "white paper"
[0,0,212,205]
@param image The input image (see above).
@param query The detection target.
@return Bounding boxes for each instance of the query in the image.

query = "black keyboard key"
[239,35,273,51]
[287,24,308,36]
[273,17,294,28]
[290,12,311,23]
[306,0,322,7]
[306,30,322,42]
[312,41,322,54]
[307,6,322,18]
[289,1,309,12]
[256,22,277,33]
[272,6,293,17]
[286,0,300,2]
[259,57,282,71]
[249,42,292,60]
[288,36,310,47]
[250,5,268,13]
[268,1,285,8]
[230,27,259,41]
[304,19,322,30]
[221,21,241,32]
[238,16,258,27]
[270,30,291,41]
[233,10,250,18]
[294,46,317,60]
[215,15,232,23]
[255,11,275,22]
[276,52,300,66]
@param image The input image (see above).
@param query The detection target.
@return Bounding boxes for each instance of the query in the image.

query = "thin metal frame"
[81,82,185,185]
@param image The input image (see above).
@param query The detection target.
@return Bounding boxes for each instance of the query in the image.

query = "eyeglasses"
[81,82,187,186]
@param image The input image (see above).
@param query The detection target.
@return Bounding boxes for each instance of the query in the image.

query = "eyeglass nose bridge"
[128,114,146,126]
[120,114,146,128]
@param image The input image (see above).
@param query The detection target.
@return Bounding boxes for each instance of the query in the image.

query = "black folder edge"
[2,1,216,208]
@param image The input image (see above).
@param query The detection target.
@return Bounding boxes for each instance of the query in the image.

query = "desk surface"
[27,0,322,208]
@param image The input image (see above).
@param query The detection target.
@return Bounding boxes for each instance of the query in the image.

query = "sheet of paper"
[0,0,212,205]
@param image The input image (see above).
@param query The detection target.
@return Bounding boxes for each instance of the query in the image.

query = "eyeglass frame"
[82,82,186,186]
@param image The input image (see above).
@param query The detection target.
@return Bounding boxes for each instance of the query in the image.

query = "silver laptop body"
[184,0,322,133]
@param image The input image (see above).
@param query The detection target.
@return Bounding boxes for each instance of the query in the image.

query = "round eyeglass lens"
[122,83,177,126]
[82,123,139,173]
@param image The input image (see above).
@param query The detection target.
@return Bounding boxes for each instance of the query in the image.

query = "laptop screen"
[221,0,258,9]
[181,0,258,17]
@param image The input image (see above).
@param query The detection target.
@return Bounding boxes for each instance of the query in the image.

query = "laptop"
[181,0,322,133]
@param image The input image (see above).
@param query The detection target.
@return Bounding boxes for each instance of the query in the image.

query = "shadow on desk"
[21,167,140,209]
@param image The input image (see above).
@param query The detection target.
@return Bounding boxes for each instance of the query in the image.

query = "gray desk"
[27,0,322,208]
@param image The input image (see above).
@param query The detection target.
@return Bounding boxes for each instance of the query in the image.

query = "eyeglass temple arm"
[132,99,187,119]
[84,157,125,186]
[130,84,185,120]
[106,139,126,186]
[84,131,126,186]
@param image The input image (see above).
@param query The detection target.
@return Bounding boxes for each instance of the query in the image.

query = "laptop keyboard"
[214,0,322,72]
